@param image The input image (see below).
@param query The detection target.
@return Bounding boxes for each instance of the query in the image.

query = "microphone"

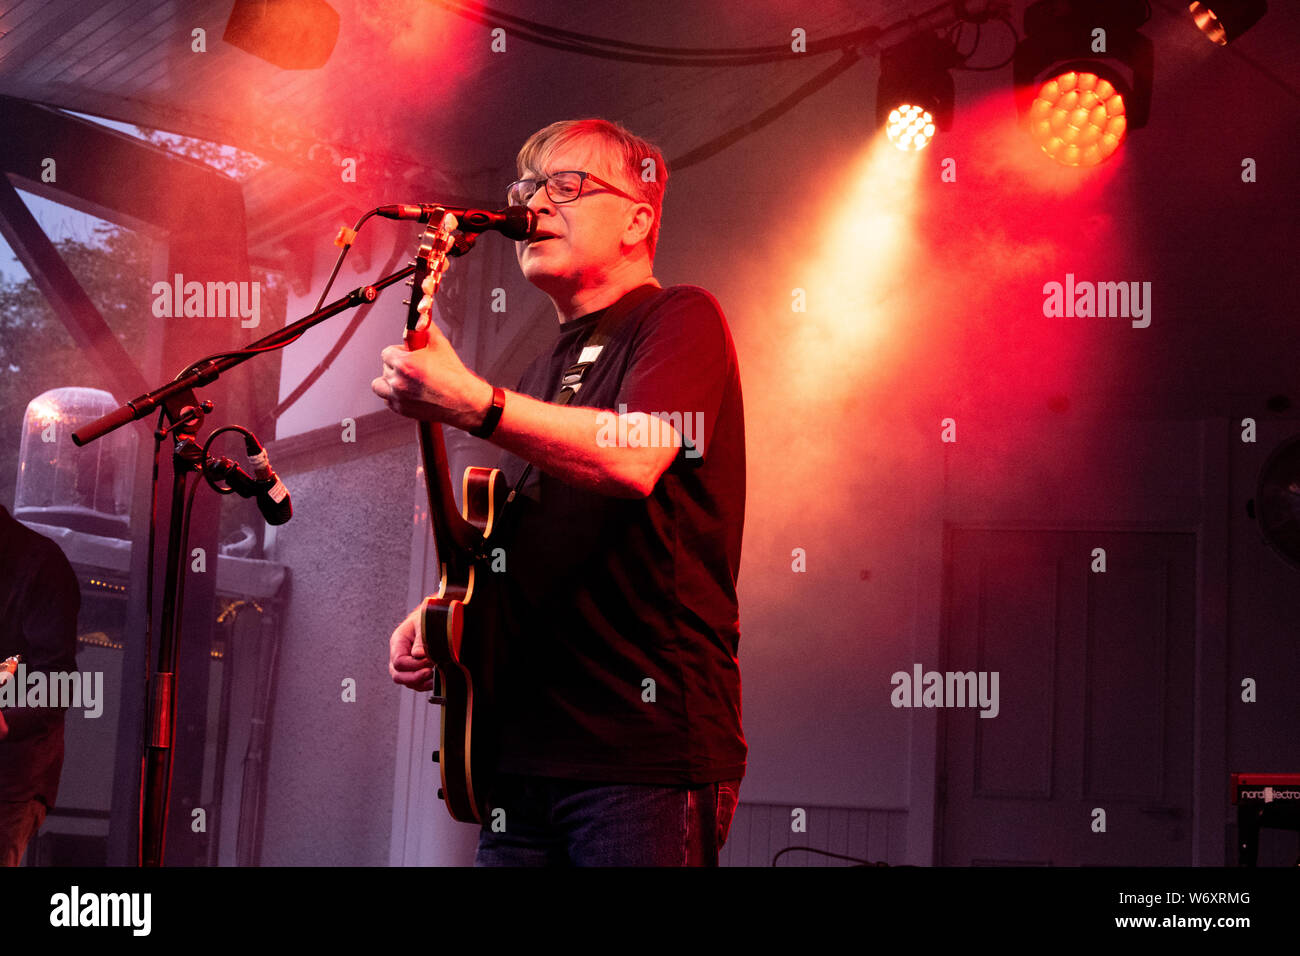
[210,459,293,527]
[242,435,293,526]
[375,204,536,240]
[209,438,293,526]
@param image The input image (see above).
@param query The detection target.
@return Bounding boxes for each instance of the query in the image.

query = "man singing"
[373,118,745,866]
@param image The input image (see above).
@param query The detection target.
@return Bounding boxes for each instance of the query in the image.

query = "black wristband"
[470,385,505,439]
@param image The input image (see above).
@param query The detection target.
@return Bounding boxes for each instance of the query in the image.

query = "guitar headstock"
[404,209,459,352]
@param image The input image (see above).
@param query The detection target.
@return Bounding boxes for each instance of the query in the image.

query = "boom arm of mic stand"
[72,264,419,446]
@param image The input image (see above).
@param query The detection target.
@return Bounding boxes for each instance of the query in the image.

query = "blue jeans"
[474,774,741,866]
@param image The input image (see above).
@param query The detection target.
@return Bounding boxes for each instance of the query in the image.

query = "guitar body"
[416,464,507,824]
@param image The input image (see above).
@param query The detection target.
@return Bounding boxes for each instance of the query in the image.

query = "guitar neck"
[404,212,483,579]
[417,421,480,575]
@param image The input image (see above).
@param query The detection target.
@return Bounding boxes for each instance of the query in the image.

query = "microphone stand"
[74,262,418,866]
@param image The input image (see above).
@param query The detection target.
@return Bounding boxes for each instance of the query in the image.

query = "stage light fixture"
[223,0,340,70]
[1188,0,1268,45]
[1013,0,1153,167]
[1028,68,1128,167]
[876,32,958,153]
[886,104,938,152]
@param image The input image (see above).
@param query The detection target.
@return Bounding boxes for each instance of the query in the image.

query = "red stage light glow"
[1188,0,1269,46]
[1027,71,1127,167]
[1190,3,1230,43]
[886,104,937,152]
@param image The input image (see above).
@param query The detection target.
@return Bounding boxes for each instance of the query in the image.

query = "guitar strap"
[490,282,662,543]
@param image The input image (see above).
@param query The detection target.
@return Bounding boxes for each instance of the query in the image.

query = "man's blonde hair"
[517,118,668,259]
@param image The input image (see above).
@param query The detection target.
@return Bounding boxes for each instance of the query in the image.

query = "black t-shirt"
[491,284,746,785]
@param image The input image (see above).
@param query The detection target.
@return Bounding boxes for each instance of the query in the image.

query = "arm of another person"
[2,548,80,738]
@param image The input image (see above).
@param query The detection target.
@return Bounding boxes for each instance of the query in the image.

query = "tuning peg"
[436,788,445,800]
[431,750,440,763]
[402,299,410,306]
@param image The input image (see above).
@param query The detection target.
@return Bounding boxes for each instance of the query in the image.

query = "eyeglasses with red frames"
[507,170,638,207]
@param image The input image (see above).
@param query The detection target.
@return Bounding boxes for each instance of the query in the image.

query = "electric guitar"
[402,211,507,824]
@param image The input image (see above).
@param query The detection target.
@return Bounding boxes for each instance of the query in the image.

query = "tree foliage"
[0,224,154,510]
[0,217,285,539]
[134,126,267,181]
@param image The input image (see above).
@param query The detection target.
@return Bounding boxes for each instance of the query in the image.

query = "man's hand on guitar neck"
[372,305,494,434]
[389,606,434,693]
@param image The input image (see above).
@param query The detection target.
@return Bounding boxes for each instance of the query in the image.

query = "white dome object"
[15,387,138,538]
